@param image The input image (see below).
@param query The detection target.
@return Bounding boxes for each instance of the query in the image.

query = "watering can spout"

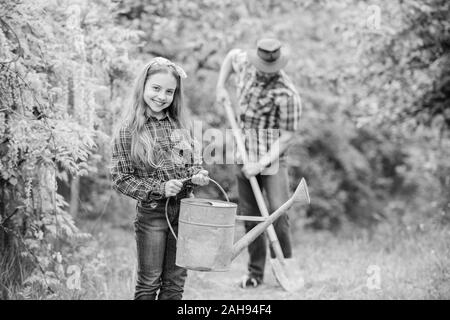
[231,178,310,260]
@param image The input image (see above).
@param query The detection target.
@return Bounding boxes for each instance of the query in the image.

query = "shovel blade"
[270,258,305,292]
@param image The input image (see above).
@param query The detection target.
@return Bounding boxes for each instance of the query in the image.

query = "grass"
[304,223,450,299]
[183,219,450,300]
[6,212,450,300]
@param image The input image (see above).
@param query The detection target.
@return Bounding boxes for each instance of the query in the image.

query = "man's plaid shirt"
[111,113,203,204]
[230,48,302,163]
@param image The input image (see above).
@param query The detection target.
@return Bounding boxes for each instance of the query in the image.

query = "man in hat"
[215,38,302,288]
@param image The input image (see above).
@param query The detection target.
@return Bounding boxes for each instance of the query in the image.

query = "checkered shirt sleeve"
[275,87,302,132]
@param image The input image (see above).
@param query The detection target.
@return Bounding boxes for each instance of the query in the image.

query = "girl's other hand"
[165,179,183,197]
[191,170,209,186]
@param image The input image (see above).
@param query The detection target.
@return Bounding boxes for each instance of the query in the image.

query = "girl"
[111,57,209,300]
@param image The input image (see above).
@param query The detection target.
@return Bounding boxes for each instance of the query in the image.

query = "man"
[216,38,302,288]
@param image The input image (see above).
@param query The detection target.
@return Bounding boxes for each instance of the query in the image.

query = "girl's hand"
[191,170,209,186]
[165,179,183,197]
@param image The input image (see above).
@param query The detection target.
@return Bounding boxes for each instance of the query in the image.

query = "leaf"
[9,177,18,186]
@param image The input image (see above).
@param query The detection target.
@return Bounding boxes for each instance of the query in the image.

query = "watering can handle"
[165,177,230,241]
[181,177,230,202]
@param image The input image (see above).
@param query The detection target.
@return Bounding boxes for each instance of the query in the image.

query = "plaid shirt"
[111,112,203,204]
[230,49,302,162]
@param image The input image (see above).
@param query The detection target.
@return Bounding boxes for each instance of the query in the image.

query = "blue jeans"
[236,164,292,282]
[134,199,187,300]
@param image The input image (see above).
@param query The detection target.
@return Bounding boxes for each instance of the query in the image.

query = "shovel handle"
[220,99,286,262]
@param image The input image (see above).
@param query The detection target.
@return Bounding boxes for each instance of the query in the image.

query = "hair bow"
[150,57,188,79]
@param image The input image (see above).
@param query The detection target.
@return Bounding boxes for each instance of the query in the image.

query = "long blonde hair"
[121,58,191,167]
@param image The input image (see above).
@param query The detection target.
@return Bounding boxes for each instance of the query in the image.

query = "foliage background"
[0,0,449,299]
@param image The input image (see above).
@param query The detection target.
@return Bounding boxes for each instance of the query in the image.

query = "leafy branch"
[0,17,22,65]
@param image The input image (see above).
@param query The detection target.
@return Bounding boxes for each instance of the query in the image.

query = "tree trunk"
[70,176,79,219]
[66,73,80,219]
[0,183,21,300]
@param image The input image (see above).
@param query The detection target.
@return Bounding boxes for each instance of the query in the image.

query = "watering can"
[175,178,310,272]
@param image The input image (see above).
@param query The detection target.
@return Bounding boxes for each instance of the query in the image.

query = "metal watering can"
[173,178,310,272]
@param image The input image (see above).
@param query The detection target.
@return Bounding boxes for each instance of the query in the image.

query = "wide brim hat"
[247,38,290,73]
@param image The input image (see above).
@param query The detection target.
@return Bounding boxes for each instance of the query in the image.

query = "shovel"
[220,99,309,292]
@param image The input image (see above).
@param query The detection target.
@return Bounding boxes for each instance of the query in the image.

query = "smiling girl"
[111,57,209,300]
